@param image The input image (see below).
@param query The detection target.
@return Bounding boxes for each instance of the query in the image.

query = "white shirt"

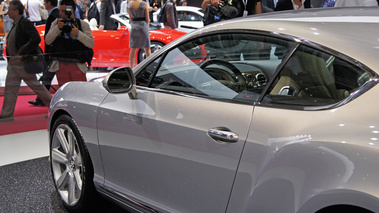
[120,0,128,14]
[291,0,306,9]
[25,0,43,22]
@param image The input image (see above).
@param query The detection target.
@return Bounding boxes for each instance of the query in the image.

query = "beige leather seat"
[271,51,349,100]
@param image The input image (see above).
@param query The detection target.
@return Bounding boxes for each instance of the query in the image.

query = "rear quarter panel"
[227,84,379,213]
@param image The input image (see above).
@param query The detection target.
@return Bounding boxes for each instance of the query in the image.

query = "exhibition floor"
[0,67,125,212]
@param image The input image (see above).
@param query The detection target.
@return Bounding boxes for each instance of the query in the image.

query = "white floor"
[0,130,49,167]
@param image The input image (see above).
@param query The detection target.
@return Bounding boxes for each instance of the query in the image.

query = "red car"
[5,14,187,68]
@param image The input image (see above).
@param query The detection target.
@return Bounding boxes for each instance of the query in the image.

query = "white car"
[110,13,163,31]
[111,12,195,33]
[153,6,204,29]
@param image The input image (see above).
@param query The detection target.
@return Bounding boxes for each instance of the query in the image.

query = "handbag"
[23,48,47,74]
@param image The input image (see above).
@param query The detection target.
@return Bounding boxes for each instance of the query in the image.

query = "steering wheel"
[199,59,247,92]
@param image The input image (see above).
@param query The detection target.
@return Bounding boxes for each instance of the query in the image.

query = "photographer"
[203,0,262,26]
[45,0,94,87]
[203,0,240,26]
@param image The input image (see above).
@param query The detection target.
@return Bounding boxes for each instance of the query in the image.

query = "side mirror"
[103,67,137,99]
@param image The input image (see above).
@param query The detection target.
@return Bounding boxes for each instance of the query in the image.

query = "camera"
[61,5,74,33]
[203,2,239,26]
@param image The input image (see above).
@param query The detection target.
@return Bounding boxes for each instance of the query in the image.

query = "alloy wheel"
[138,41,164,62]
[51,123,83,206]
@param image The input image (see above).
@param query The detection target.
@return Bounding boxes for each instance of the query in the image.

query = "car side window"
[178,11,203,22]
[149,33,295,102]
[264,45,371,107]
[135,56,162,86]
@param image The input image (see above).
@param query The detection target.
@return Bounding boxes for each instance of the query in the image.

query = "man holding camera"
[45,0,94,87]
[203,0,262,26]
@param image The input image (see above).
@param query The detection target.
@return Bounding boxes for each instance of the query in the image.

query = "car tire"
[50,114,98,212]
[138,41,164,63]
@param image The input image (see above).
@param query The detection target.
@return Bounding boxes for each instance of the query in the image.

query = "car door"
[97,32,295,212]
[91,27,130,67]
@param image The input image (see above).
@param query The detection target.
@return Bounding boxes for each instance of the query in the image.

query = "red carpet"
[0,95,49,136]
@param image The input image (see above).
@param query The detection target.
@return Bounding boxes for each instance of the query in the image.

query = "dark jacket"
[6,16,41,57]
[100,0,117,30]
[164,0,178,29]
[245,0,261,15]
[45,7,60,53]
[274,0,311,11]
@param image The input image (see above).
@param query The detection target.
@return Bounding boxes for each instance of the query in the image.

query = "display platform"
[0,157,68,212]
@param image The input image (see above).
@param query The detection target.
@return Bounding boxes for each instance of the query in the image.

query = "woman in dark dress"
[128,0,151,68]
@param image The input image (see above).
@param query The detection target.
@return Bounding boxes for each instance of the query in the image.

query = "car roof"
[176,6,204,13]
[154,6,203,15]
[190,7,379,71]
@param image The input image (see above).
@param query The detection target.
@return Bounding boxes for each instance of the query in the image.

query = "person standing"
[0,0,13,37]
[0,0,52,121]
[120,0,129,13]
[201,0,215,10]
[45,0,94,86]
[163,0,178,29]
[44,0,59,34]
[149,0,161,21]
[25,0,44,25]
[28,0,59,106]
[128,0,151,68]
[244,0,262,16]
[98,0,117,30]
[323,0,336,7]
[274,0,311,11]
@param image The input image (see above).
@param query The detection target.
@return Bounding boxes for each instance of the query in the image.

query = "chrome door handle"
[207,127,239,143]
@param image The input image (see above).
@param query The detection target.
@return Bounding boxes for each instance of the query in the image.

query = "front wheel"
[138,41,164,63]
[50,114,98,212]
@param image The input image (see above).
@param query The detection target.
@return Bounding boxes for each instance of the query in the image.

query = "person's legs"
[56,62,87,87]
[1,64,22,118]
[144,47,151,58]
[29,71,56,106]
[68,63,87,82]
[129,48,137,68]
[20,68,52,106]
[56,62,72,87]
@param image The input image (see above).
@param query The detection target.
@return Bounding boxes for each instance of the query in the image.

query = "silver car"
[49,7,379,213]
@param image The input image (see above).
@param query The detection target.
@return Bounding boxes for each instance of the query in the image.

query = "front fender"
[49,81,110,187]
